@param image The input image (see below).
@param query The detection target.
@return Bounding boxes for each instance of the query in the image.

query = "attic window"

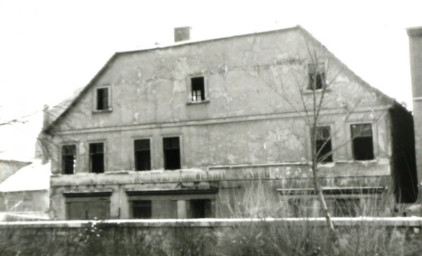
[307,63,326,90]
[190,77,206,102]
[96,87,110,111]
[62,145,76,174]
[351,123,374,160]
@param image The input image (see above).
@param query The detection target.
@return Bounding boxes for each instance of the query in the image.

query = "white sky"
[0,0,421,160]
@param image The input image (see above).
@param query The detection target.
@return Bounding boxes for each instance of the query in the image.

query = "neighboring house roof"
[43,25,399,133]
[0,159,50,192]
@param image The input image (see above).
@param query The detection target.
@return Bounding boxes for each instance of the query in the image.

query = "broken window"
[96,87,110,110]
[314,126,333,162]
[62,145,76,174]
[132,200,152,219]
[189,199,212,218]
[89,143,105,173]
[190,76,206,102]
[134,139,151,171]
[307,63,326,90]
[351,123,374,160]
[163,137,181,170]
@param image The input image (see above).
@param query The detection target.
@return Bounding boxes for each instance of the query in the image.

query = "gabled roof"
[43,26,398,133]
[0,160,50,192]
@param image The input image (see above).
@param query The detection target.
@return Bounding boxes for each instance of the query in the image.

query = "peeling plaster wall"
[46,28,400,219]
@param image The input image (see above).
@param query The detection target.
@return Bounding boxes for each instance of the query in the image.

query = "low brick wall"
[1,218,422,256]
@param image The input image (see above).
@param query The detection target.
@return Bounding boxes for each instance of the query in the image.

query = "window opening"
[96,88,109,110]
[134,139,151,171]
[132,200,152,219]
[308,63,326,90]
[191,77,205,102]
[351,124,374,160]
[62,145,76,174]
[89,143,104,173]
[190,199,212,218]
[314,126,333,162]
[163,137,181,170]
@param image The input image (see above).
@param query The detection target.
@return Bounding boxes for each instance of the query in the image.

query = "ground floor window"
[132,200,152,219]
[189,199,213,218]
[65,192,110,220]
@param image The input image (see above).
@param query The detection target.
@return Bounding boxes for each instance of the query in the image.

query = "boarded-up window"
[62,145,76,174]
[96,87,109,110]
[134,139,151,171]
[163,137,181,170]
[314,126,333,162]
[189,199,212,218]
[66,196,110,220]
[132,200,152,219]
[351,124,374,160]
[191,77,205,102]
[89,143,104,173]
[308,63,326,90]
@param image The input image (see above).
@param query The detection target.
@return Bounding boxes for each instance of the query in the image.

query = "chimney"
[174,27,191,42]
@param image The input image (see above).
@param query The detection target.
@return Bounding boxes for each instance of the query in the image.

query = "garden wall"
[1,218,422,256]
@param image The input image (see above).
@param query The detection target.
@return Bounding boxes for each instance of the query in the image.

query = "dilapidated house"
[41,26,417,220]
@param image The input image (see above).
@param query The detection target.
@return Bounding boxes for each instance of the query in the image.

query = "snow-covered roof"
[0,160,50,192]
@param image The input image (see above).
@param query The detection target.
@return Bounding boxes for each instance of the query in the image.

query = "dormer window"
[96,87,110,111]
[190,76,206,102]
[307,63,326,90]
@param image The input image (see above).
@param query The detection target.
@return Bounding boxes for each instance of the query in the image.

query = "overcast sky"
[0,0,421,160]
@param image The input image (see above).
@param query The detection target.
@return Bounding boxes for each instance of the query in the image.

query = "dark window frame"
[307,63,326,90]
[134,139,151,171]
[189,199,213,218]
[163,137,181,170]
[89,142,105,173]
[96,87,111,111]
[131,200,152,219]
[190,76,206,102]
[351,123,375,161]
[62,144,76,174]
[313,126,333,163]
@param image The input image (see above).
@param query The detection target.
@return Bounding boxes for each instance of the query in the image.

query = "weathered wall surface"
[0,219,421,256]
[408,28,422,187]
[0,191,48,212]
[47,27,394,173]
[50,162,392,220]
[43,27,412,220]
